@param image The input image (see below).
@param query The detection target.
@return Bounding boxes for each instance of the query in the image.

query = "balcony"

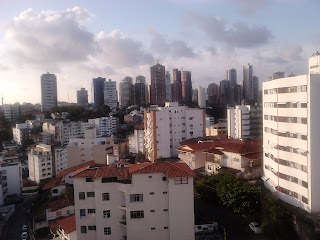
[119,220,127,226]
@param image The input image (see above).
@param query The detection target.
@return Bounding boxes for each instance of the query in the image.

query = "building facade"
[93,77,105,109]
[207,83,219,105]
[263,57,320,212]
[41,72,58,112]
[104,79,118,109]
[243,64,253,101]
[182,71,192,105]
[119,77,133,107]
[128,126,145,154]
[226,68,237,86]
[150,63,166,106]
[12,123,31,145]
[171,69,182,104]
[88,117,118,137]
[72,162,195,240]
[198,86,206,108]
[3,103,20,122]
[144,102,205,162]
[77,88,88,110]
[165,71,171,102]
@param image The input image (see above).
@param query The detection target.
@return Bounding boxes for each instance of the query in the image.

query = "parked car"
[249,222,263,234]
[194,224,215,233]
[22,225,28,231]
[21,232,28,239]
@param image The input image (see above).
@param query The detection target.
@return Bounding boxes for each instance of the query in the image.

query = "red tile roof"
[56,161,97,178]
[49,195,74,212]
[72,162,195,179]
[43,177,64,190]
[23,179,38,187]
[56,215,76,234]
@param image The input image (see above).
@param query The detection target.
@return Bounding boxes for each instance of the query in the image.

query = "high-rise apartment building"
[119,76,134,107]
[165,71,171,102]
[263,54,320,212]
[171,69,182,104]
[134,76,147,106]
[243,64,253,100]
[77,88,88,110]
[150,63,166,106]
[227,105,262,140]
[226,68,237,86]
[12,123,31,145]
[93,77,105,109]
[88,117,118,137]
[192,89,198,104]
[72,162,196,240]
[207,83,219,105]
[3,103,20,122]
[309,51,320,74]
[219,80,231,105]
[144,102,205,162]
[182,71,192,104]
[198,86,206,108]
[104,79,118,109]
[253,76,259,104]
[41,72,57,112]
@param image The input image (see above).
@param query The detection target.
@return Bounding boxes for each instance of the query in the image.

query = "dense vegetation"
[195,171,298,240]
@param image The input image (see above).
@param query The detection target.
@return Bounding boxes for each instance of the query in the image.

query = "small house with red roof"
[49,215,77,240]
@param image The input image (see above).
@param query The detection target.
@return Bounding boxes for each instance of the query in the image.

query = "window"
[163,209,168,212]
[103,210,110,218]
[130,194,143,202]
[150,192,154,195]
[81,226,87,233]
[80,209,86,217]
[148,176,152,178]
[174,177,188,184]
[87,192,95,197]
[163,192,168,194]
[79,192,85,200]
[190,131,193,135]
[102,193,110,201]
[52,189,58,194]
[164,227,169,229]
[88,209,96,214]
[151,227,156,230]
[86,177,94,182]
[56,211,61,216]
[150,210,155,212]
[104,227,111,235]
[88,226,96,231]
[102,177,117,183]
[130,211,144,219]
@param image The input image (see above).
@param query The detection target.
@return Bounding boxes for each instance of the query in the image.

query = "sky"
[0,0,319,104]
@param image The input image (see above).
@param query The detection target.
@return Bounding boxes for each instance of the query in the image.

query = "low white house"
[46,195,75,221]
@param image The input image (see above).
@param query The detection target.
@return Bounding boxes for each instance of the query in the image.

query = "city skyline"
[0,0,319,104]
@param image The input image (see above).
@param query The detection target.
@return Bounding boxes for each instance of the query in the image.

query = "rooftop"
[72,161,195,179]
[56,215,76,234]
[49,195,74,211]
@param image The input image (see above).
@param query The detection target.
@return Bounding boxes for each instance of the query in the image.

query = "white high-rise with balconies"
[41,72,57,112]
[144,102,205,162]
[104,79,118,109]
[263,53,320,212]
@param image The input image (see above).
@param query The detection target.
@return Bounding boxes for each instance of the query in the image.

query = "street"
[195,196,269,240]
[1,197,33,240]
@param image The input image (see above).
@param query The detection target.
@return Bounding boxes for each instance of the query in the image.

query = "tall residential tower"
[41,72,57,112]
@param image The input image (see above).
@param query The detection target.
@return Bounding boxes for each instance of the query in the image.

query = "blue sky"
[0,0,319,103]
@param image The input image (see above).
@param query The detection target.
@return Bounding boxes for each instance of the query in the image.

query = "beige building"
[206,122,227,136]
[144,102,205,162]
[72,162,195,240]
[67,128,114,168]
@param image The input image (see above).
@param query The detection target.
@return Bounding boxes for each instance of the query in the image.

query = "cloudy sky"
[0,0,319,104]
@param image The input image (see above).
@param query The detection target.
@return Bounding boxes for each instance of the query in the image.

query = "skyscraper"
[243,63,253,100]
[171,69,182,103]
[252,76,259,104]
[150,63,166,106]
[182,71,192,104]
[104,79,118,109]
[77,88,88,110]
[207,83,219,105]
[165,71,171,102]
[119,76,133,107]
[134,75,147,105]
[226,68,237,86]
[41,72,57,112]
[198,86,206,108]
[93,77,105,109]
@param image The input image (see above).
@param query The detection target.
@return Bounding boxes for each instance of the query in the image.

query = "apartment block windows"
[87,192,95,197]
[104,227,111,235]
[130,211,144,219]
[88,226,96,231]
[85,177,94,182]
[174,177,188,184]
[80,209,86,218]
[88,209,96,214]
[103,210,110,218]
[102,193,110,201]
[79,192,85,200]
[130,194,143,202]
[81,226,87,233]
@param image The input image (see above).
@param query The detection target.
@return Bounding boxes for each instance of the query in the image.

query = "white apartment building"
[42,121,90,146]
[55,147,68,175]
[263,54,320,212]
[67,128,114,168]
[144,102,205,162]
[0,162,22,204]
[12,123,31,145]
[104,79,118,109]
[128,126,145,154]
[28,144,53,183]
[41,72,58,112]
[88,117,118,137]
[72,162,195,240]
[3,103,20,122]
[198,86,206,108]
[227,105,262,140]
